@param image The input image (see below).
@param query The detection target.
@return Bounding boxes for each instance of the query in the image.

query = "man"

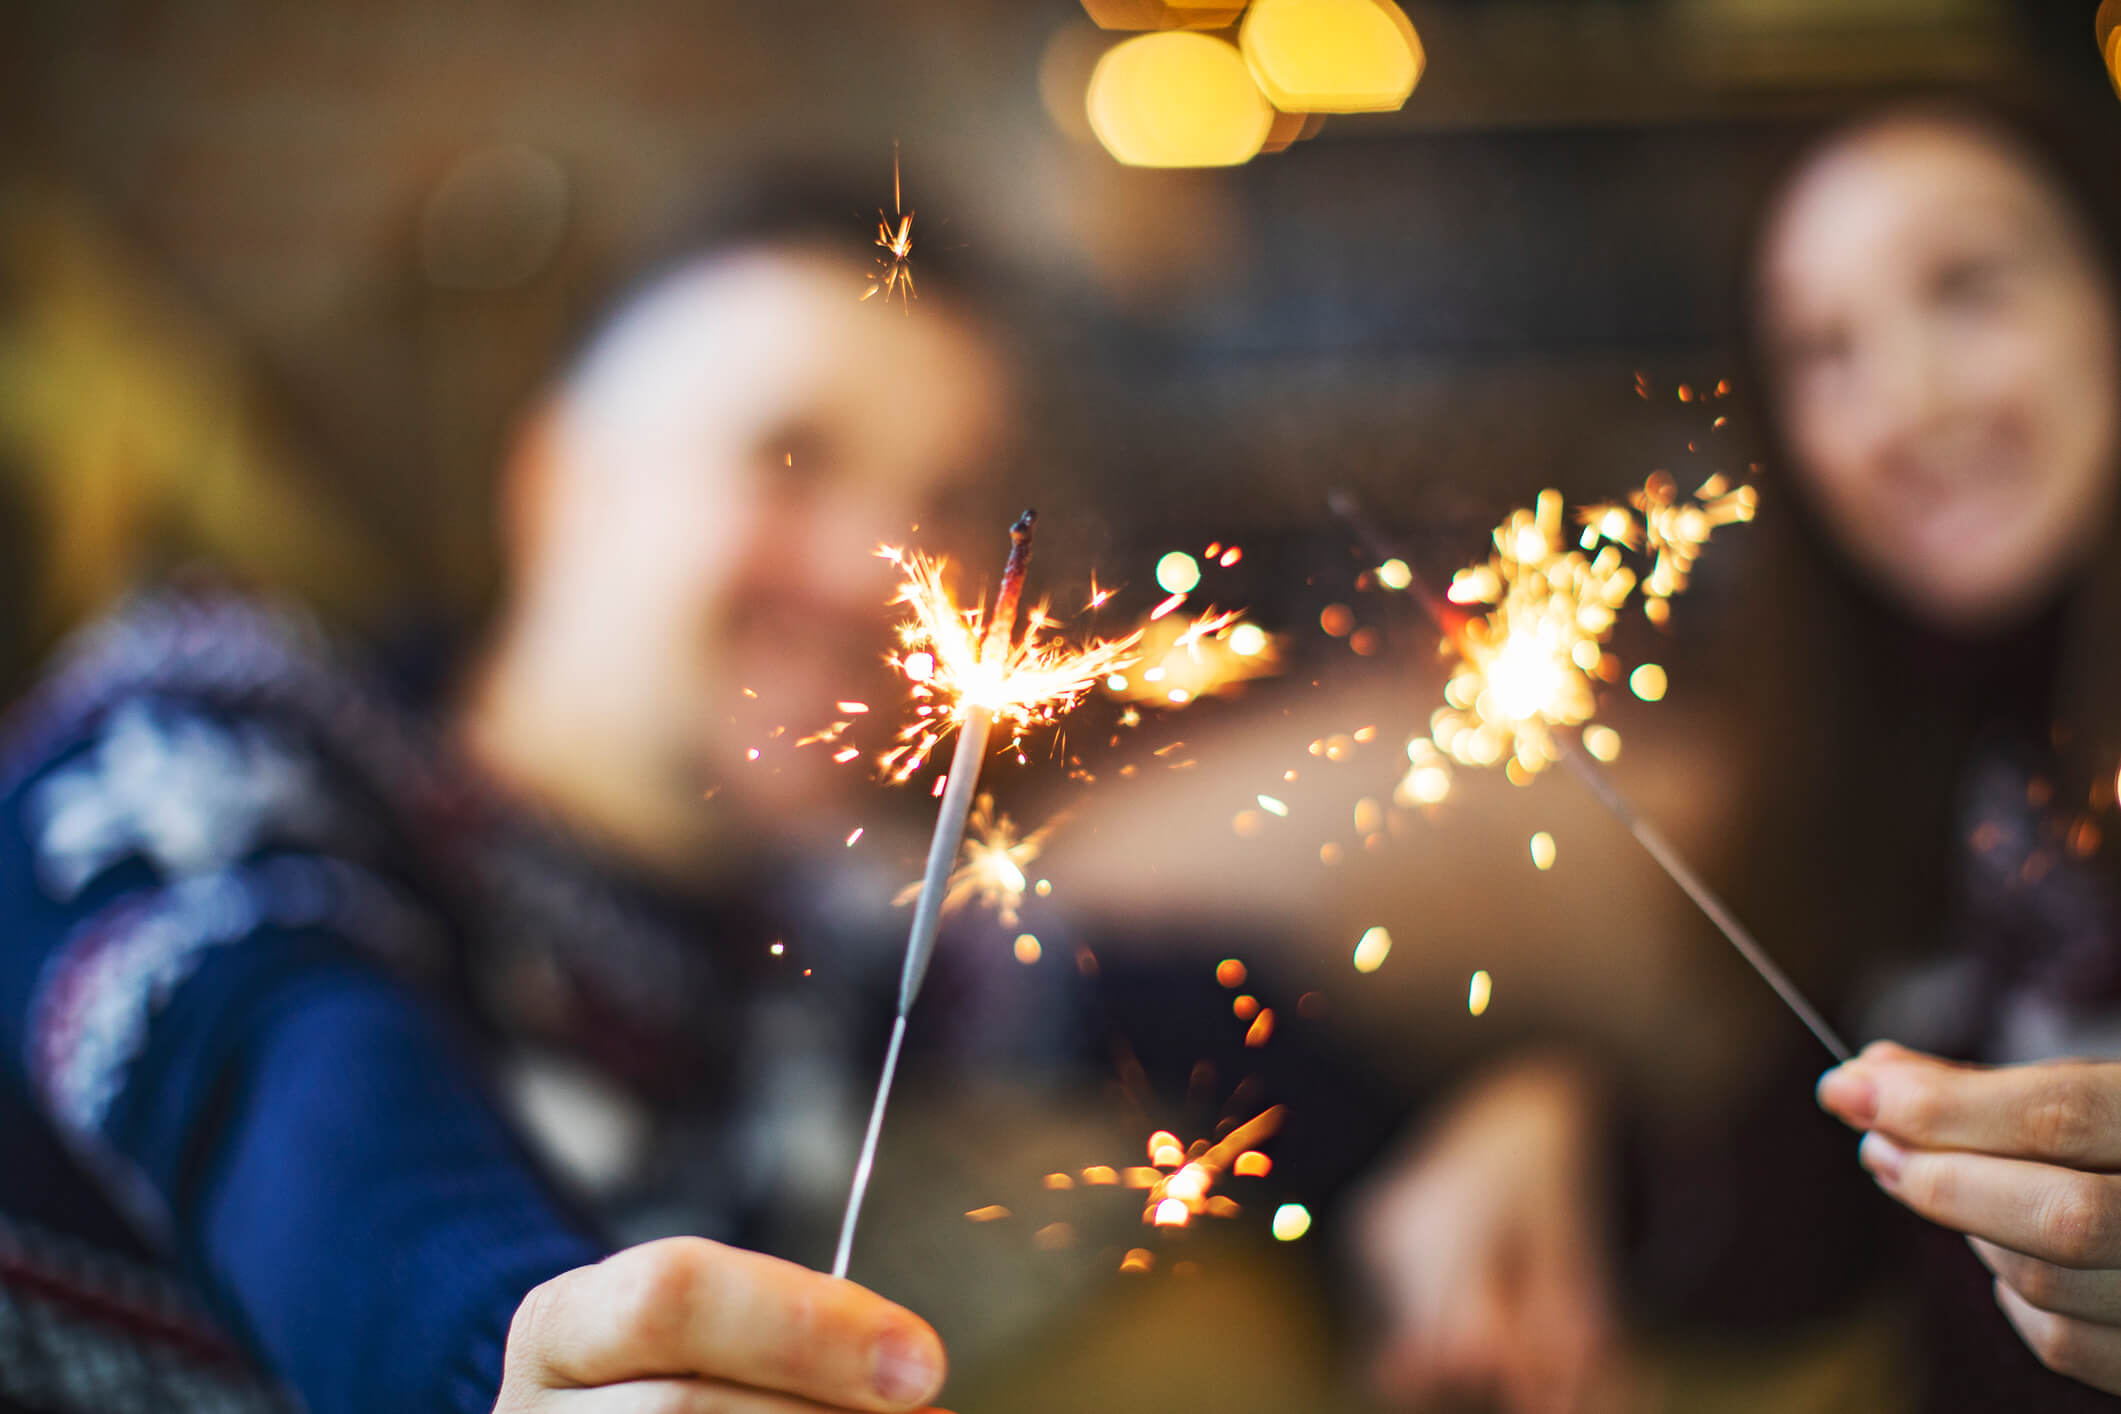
[0,181,1012,1414]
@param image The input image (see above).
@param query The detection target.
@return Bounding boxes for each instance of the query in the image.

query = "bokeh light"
[1240,0,1423,114]
[1087,32,1273,168]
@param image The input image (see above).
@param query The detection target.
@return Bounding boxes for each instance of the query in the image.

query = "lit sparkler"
[861,145,916,309]
[1418,474,1753,781]
[873,542,1144,785]
[1332,481,1849,1062]
[835,511,1142,1278]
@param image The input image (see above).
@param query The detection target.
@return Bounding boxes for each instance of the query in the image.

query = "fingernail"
[873,1329,942,1407]
[1859,1131,1907,1186]
[1816,1066,1877,1128]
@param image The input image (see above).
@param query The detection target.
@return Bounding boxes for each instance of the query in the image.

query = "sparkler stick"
[833,511,1037,1280]
[1328,489,1850,1063]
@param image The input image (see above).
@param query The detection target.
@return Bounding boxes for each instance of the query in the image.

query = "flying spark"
[861,145,916,309]
[894,792,1058,927]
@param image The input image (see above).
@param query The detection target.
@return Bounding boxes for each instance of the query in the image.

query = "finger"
[1818,1048,2121,1168]
[1970,1237,2121,1324]
[549,1381,956,1414]
[510,1239,945,1412]
[1995,1280,2121,1395]
[1862,1136,2121,1269]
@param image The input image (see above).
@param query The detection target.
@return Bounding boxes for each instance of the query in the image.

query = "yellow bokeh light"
[1377,557,1413,591]
[1468,969,1492,1016]
[1629,663,1668,702]
[1353,925,1392,973]
[1081,0,1245,30]
[1582,724,1621,762]
[1156,550,1202,594]
[1241,0,1424,113]
[1229,623,1269,657]
[1087,32,1274,168]
[1530,831,1556,871]
[1271,1203,1312,1241]
[1014,933,1043,964]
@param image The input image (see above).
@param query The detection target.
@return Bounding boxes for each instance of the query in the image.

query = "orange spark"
[861,144,916,309]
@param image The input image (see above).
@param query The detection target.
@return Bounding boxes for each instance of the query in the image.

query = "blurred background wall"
[4,0,2111,704]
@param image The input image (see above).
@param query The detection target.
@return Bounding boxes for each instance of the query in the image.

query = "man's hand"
[1819,1040,2121,1395]
[494,1237,950,1413]
[1352,1055,1631,1414]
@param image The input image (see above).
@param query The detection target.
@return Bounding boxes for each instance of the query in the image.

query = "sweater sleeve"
[0,693,605,1414]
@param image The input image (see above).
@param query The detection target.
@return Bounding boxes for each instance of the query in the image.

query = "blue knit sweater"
[0,598,604,1413]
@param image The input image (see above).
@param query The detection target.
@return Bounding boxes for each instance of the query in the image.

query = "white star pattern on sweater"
[27,700,332,901]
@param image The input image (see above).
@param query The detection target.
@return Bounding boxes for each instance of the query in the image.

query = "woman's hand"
[494,1237,949,1413]
[1352,1055,1630,1414]
[1819,1040,2121,1394]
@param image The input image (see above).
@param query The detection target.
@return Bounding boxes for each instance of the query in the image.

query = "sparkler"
[861,144,916,309]
[835,511,1145,1278]
[1331,483,1850,1063]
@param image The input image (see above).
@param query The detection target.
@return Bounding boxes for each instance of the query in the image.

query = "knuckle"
[2030,1075,2102,1163]
[2008,1256,2069,1311]
[1891,1080,1947,1141]
[614,1238,709,1350]
[2031,1312,2089,1376]
[766,1285,830,1383]
[507,1276,565,1370]
[1897,1153,1948,1212]
[2042,1178,2118,1267]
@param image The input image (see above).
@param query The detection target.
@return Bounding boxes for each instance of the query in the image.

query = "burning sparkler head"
[875,526,1144,783]
[1418,475,1754,777]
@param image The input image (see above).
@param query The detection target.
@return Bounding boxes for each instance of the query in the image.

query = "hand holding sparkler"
[495,1236,947,1413]
[834,511,1144,1279]
[1819,1043,2121,1395]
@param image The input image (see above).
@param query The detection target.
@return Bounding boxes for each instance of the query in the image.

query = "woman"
[1357,98,2121,1412]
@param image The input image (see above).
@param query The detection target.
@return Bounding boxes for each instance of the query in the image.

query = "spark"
[1576,471,1757,621]
[873,542,1142,784]
[894,793,1058,927]
[861,144,916,309]
[1420,473,1753,779]
[1336,478,1850,1063]
[1134,1106,1286,1231]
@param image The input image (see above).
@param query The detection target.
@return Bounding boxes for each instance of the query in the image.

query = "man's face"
[526,248,1012,827]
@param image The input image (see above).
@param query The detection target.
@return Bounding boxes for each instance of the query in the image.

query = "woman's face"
[1759,117,2121,634]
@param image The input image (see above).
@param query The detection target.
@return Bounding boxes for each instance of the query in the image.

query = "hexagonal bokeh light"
[1076,0,1420,168]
